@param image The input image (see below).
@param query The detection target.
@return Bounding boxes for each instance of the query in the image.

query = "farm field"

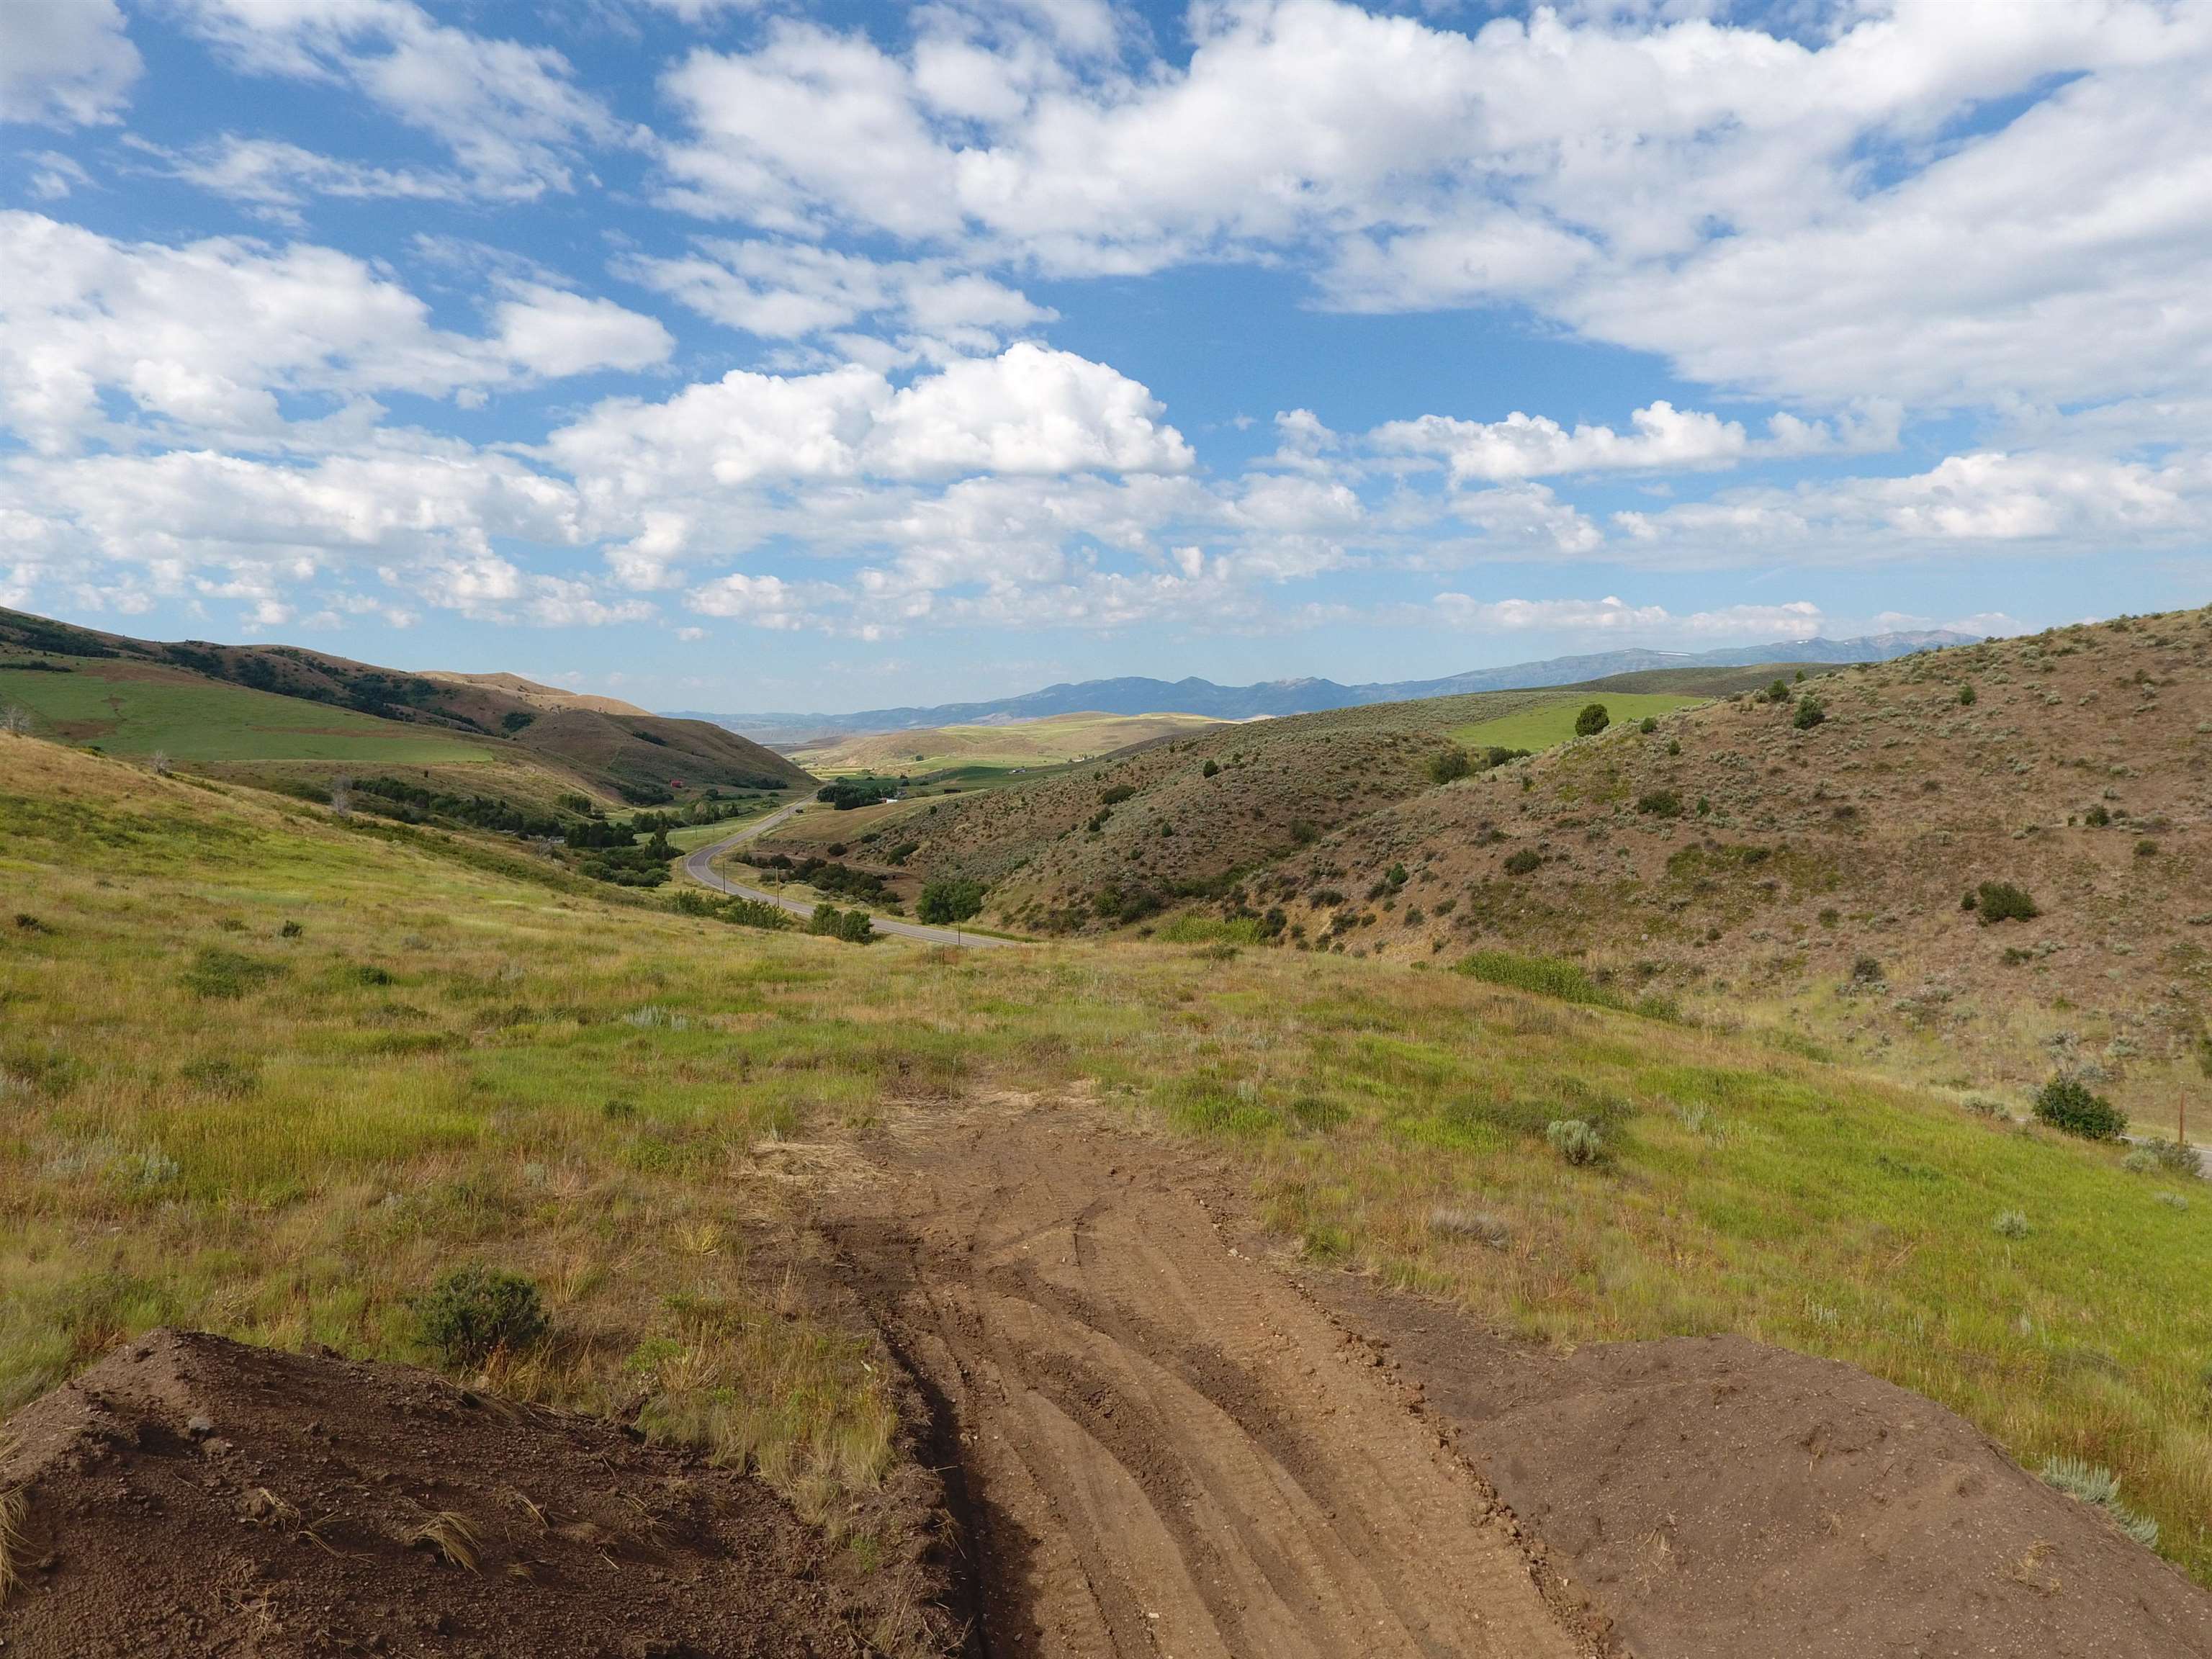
[1446,690,1708,752]
[0,660,490,765]
[789,709,1230,775]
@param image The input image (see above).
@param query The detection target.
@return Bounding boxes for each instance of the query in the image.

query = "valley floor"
[4,734,2211,1654]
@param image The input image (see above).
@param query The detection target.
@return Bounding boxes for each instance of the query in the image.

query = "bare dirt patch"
[1313,1277,2212,1658]
[822,1098,1603,1658]
[0,1329,899,1658]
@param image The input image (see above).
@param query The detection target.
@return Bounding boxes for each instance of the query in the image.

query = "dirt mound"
[0,1330,879,1658]
[1316,1279,2212,1658]
[824,1098,1604,1658]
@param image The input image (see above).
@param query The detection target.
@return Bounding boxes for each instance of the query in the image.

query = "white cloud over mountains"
[3,0,2208,657]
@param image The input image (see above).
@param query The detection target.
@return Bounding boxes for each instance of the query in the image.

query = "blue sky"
[3,0,2208,713]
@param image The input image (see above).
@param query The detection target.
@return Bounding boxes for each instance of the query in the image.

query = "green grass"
[1446,692,1703,753]
[6,732,2212,1586]
[661,803,784,852]
[792,711,1226,776]
[0,662,487,765]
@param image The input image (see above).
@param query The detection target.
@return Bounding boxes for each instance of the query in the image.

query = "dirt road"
[826,1100,1599,1658]
[682,804,1017,948]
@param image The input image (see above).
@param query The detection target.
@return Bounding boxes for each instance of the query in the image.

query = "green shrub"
[2135,837,2159,858]
[1458,950,1622,1009]
[917,878,986,925]
[1974,881,2039,924]
[1637,716,1658,734]
[414,1266,549,1367]
[1635,788,1683,817]
[1573,702,1610,737]
[2131,1136,2203,1177]
[1766,678,1791,703]
[2033,1074,2126,1140]
[719,896,791,931]
[1502,848,1542,876]
[1957,683,1977,706]
[1546,1119,1606,1165]
[181,948,286,999]
[808,904,875,943]
[2085,804,2111,827]
[1427,746,1471,784]
[1200,758,1220,778]
[1098,783,1136,805]
[1792,696,1827,730]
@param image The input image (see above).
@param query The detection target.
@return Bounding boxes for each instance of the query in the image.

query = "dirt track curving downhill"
[824,1099,1606,1658]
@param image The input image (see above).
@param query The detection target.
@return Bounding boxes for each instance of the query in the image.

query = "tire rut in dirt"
[826,1105,1591,1659]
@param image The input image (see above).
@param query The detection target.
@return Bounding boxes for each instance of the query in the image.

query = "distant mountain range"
[677,632,1979,742]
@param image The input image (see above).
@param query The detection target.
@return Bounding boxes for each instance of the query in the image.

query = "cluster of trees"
[818,776,900,810]
[808,904,875,943]
[351,776,574,838]
[749,853,891,903]
[577,826,675,887]
[917,878,986,925]
[670,889,791,931]
[1427,743,1534,784]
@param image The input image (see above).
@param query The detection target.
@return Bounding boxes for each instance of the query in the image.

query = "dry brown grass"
[408,1509,482,1572]
[0,1484,27,1606]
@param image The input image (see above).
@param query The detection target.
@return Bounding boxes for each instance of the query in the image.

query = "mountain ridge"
[681,631,1977,739]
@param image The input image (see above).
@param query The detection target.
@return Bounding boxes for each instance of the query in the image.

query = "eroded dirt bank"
[0,1329,923,1658]
[1313,1277,2212,1659]
[822,1100,1608,1658]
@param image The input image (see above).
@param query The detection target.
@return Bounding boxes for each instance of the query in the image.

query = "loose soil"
[0,1329,894,1658]
[823,1097,1606,1658]
[1316,1276,2212,1658]
[12,1109,2212,1658]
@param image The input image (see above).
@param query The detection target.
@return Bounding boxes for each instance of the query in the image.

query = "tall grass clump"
[2042,1456,2160,1548]
[1458,950,1622,1009]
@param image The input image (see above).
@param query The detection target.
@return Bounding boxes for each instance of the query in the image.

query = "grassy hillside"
[1446,691,1705,752]
[418,669,652,716]
[5,729,2211,1585]
[827,665,1804,933]
[1193,609,2212,1125]
[791,710,1229,776]
[0,605,812,811]
[0,659,487,764]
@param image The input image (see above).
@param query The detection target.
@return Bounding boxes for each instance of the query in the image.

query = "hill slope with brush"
[816,663,1820,931]
[0,606,811,809]
[1122,608,2211,1123]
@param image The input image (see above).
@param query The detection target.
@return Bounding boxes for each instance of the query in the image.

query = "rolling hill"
[417,669,652,717]
[0,606,811,810]
[868,607,2211,1127]
[685,630,1976,739]
[789,710,1231,776]
[757,664,1805,922]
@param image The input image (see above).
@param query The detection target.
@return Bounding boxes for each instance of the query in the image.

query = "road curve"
[680,802,1017,949]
